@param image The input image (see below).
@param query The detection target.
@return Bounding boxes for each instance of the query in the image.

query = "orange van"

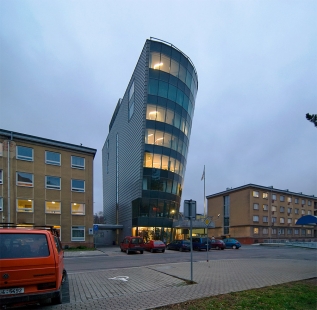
[0,225,66,307]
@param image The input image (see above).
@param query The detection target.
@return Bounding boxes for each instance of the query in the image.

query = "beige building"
[0,129,96,248]
[207,184,317,244]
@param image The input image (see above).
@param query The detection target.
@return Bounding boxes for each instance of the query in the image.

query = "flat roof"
[0,129,97,157]
[206,183,316,200]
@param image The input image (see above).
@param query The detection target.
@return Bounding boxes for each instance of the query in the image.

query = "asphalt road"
[65,245,317,273]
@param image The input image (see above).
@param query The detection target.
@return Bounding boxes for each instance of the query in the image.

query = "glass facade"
[133,40,198,240]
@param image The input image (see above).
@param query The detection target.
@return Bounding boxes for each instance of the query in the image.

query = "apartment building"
[206,184,317,244]
[0,129,97,247]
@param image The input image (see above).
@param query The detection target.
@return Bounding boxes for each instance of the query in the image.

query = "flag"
[201,167,205,181]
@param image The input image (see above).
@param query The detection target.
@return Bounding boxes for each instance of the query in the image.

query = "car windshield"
[0,233,49,259]
[154,241,164,245]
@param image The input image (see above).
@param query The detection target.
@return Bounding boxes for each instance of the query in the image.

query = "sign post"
[184,199,196,283]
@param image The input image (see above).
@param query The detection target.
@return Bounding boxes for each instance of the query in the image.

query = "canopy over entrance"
[296,215,317,225]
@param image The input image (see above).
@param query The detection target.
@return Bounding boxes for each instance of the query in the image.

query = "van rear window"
[131,238,142,244]
[0,234,49,259]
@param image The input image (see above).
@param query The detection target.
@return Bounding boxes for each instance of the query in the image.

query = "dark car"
[210,239,226,250]
[120,236,144,254]
[144,240,166,253]
[191,237,212,251]
[167,240,191,252]
[223,238,241,249]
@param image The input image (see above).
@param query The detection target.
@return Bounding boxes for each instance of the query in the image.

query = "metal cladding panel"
[103,41,149,225]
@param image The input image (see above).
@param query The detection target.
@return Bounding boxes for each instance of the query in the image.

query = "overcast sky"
[1,1,316,215]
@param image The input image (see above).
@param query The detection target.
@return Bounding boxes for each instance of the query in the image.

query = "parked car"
[223,238,241,249]
[120,236,144,254]
[191,237,212,251]
[144,240,166,253]
[0,225,66,308]
[166,240,191,252]
[210,239,226,250]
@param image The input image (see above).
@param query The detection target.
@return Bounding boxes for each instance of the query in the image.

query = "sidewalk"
[47,247,316,310]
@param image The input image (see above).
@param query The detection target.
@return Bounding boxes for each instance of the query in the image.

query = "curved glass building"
[103,38,198,243]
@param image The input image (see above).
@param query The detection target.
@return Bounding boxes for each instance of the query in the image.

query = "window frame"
[253,227,259,234]
[45,176,61,190]
[280,195,285,202]
[252,191,259,198]
[253,203,259,210]
[71,226,85,241]
[71,179,85,192]
[16,172,34,187]
[263,204,268,211]
[16,199,34,212]
[263,216,268,223]
[71,203,85,215]
[45,151,61,166]
[16,145,33,161]
[253,215,259,222]
[71,156,85,170]
[279,217,285,224]
[45,201,61,214]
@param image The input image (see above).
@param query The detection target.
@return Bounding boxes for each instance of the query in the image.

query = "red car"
[120,236,144,254]
[144,240,166,253]
[210,239,226,250]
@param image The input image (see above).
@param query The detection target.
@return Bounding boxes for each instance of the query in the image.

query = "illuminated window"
[307,210,312,215]
[287,197,292,203]
[45,151,61,166]
[17,199,33,212]
[307,229,312,235]
[16,172,33,187]
[71,203,85,215]
[279,217,285,224]
[252,191,259,198]
[263,193,268,199]
[271,205,277,212]
[45,201,61,214]
[287,218,292,224]
[301,209,305,215]
[253,228,259,234]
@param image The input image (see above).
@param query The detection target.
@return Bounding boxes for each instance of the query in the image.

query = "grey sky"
[1,1,316,214]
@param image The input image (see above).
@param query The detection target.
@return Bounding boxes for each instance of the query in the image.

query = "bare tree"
[306,113,317,128]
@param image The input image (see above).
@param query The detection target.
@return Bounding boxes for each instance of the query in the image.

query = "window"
[301,209,305,215]
[253,228,259,234]
[0,197,3,211]
[16,172,33,187]
[0,169,2,184]
[71,203,85,215]
[294,198,299,204]
[271,205,277,212]
[287,207,292,214]
[263,216,268,223]
[307,229,312,235]
[253,215,259,222]
[301,229,306,236]
[263,193,268,199]
[71,156,85,169]
[294,218,298,224]
[280,206,285,213]
[287,218,292,224]
[301,199,305,205]
[253,203,259,210]
[263,228,268,234]
[263,204,268,211]
[278,228,284,235]
[287,229,292,235]
[307,210,312,215]
[280,195,285,202]
[287,197,292,203]
[271,228,277,234]
[252,191,259,198]
[45,151,61,166]
[17,199,33,212]
[72,226,85,241]
[16,146,33,161]
[128,81,135,120]
[279,217,285,224]
[71,179,85,192]
[294,229,299,235]
[294,208,299,214]
[45,201,61,214]
[308,200,311,206]
[45,176,61,190]
[272,217,276,223]
[272,194,276,201]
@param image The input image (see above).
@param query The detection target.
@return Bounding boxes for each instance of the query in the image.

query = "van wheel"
[140,251,143,254]
[162,249,165,253]
[51,290,62,305]
[126,249,130,254]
